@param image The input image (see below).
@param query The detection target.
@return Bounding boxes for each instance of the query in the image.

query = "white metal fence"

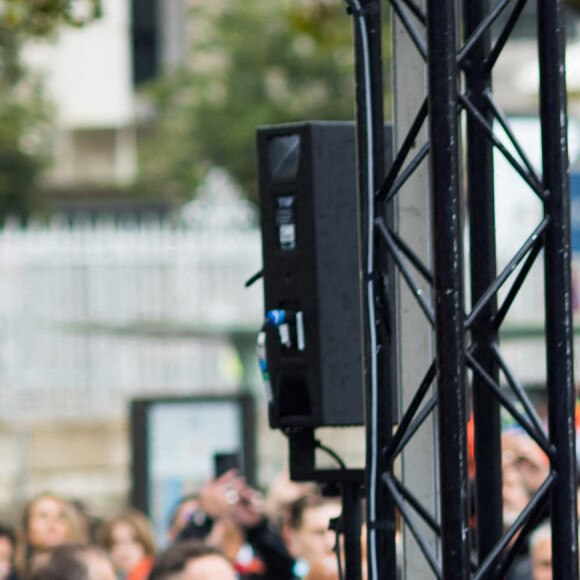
[0,210,574,421]
[0,218,264,421]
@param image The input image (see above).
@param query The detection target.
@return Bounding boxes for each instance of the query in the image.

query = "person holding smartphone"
[176,470,295,580]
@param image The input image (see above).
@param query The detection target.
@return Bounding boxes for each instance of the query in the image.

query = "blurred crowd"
[0,469,358,580]
[497,428,554,580]
[0,428,569,580]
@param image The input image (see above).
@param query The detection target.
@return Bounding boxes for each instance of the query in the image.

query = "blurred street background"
[0,0,579,533]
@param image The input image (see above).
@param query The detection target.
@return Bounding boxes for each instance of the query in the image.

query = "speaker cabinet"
[257,121,372,428]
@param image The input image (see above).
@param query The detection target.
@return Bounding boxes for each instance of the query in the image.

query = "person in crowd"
[176,470,295,579]
[502,430,549,497]
[502,462,531,532]
[501,429,552,580]
[71,499,104,544]
[95,509,155,580]
[502,461,533,580]
[166,495,202,545]
[0,524,17,580]
[14,491,87,578]
[175,476,243,564]
[282,494,342,579]
[148,539,236,580]
[262,470,318,533]
[28,542,116,580]
[529,523,552,580]
[303,555,341,580]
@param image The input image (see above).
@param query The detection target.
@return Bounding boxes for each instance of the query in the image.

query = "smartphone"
[213,451,242,477]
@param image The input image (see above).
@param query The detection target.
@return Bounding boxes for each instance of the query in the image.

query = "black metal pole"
[342,484,362,580]
[537,1,579,578]
[350,1,397,579]
[463,0,503,572]
[427,0,471,577]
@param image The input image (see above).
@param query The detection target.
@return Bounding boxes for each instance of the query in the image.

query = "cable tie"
[363,270,379,283]
[367,520,397,532]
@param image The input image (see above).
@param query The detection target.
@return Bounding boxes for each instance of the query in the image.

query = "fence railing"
[0,212,575,422]
[0,218,264,421]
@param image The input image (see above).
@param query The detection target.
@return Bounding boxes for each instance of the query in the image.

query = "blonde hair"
[96,508,156,557]
[14,492,87,577]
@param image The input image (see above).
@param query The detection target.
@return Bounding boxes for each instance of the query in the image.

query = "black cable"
[334,521,345,580]
[245,269,263,287]
[315,441,347,470]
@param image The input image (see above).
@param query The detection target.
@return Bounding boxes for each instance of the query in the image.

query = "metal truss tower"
[351,0,579,578]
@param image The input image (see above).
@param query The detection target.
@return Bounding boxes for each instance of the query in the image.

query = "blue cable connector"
[265,309,287,327]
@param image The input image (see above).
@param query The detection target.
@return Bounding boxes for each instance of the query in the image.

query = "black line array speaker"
[257,121,392,429]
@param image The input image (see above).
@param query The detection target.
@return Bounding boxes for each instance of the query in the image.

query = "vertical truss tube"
[426,0,471,576]
[463,0,503,571]
[538,0,579,577]
[351,2,397,579]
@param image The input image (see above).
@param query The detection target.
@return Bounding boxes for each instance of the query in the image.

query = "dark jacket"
[178,514,296,580]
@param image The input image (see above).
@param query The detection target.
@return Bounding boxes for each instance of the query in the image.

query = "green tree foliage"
[2,0,101,37]
[139,0,384,203]
[0,30,50,218]
[0,0,102,219]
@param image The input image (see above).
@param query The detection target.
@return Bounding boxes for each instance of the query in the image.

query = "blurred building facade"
[22,0,187,194]
[0,172,282,518]
[25,0,136,190]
